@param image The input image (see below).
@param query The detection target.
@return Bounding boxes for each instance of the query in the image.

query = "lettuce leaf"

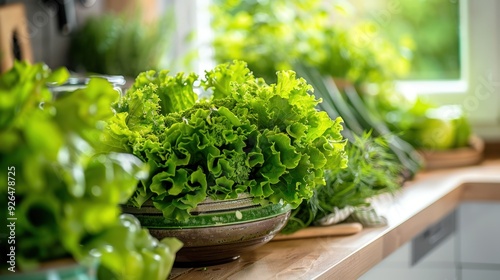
[129,70,198,115]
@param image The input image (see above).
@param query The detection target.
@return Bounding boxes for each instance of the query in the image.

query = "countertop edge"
[169,160,500,279]
[320,163,500,279]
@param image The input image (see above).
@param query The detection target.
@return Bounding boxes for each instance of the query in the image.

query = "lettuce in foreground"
[103,60,348,222]
[0,61,180,279]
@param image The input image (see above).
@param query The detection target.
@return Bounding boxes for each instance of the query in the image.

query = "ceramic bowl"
[122,194,291,267]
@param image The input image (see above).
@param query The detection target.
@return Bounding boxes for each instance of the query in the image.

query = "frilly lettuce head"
[103,60,348,221]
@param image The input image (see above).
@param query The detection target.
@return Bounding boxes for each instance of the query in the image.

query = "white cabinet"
[361,211,458,280]
[362,202,500,280]
[458,202,500,278]
[360,234,457,280]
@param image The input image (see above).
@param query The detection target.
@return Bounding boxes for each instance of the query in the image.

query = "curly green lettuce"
[106,60,348,222]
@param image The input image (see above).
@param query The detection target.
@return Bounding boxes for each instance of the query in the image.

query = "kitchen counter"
[169,159,500,280]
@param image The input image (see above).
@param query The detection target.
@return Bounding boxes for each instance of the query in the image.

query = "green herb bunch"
[0,62,181,279]
[103,60,348,222]
[282,132,402,233]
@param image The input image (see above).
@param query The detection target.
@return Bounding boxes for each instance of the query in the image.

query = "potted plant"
[69,10,175,79]
[100,60,348,265]
[0,62,182,279]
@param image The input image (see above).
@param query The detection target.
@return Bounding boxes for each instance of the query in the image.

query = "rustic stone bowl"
[122,194,291,267]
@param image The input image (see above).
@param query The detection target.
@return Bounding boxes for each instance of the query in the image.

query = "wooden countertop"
[169,159,500,280]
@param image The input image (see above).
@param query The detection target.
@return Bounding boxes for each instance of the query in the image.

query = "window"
[183,0,500,140]
[404,0,500,140]
[330,0,500,140]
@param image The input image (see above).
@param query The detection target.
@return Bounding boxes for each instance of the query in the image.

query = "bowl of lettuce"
[102,60,347,265]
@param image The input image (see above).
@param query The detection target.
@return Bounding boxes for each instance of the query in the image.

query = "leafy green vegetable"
[0,61,180,279]
[104,60,348,222]
[0,62,62,130]
[282,132,402,234]
[86,214,182,280]
[128,70,198,115]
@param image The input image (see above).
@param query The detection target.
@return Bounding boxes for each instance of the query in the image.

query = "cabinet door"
[459,202,500,265]
[461,268,500,280]
[360,235,457,280]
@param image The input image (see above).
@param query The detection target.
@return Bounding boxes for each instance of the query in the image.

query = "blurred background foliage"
[342,0,461,80]
[211,0,460,82]
[211,0,468,152]
[69,10,180,78]
[210,0,469,234]
[211,0,327,83]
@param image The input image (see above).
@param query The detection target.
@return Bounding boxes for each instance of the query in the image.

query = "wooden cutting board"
[273,222,363,241]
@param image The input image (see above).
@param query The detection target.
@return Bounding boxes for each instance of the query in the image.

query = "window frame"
[395,0,500,140]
